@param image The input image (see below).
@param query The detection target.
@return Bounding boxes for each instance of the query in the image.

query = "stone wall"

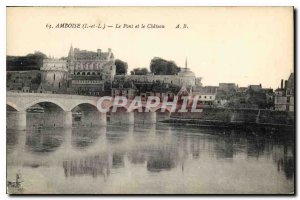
[171,108,294,125]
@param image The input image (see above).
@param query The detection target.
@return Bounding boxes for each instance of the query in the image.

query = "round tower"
[39,59,68,93]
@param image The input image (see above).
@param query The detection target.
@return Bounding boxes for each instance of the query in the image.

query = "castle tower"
[39,59,68,94]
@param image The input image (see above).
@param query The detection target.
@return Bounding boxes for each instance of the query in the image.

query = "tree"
[130,67,149,75]
[115,59,128,75]
[7,51,47,71]
[150,57,180,75]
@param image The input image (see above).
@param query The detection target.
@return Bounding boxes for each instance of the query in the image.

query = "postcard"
[6,7,294,194]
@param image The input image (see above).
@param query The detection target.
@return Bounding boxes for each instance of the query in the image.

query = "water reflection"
[146,146,178,172]
[25,129,64,153]
[63,154,110,178]
[7,124,294,194]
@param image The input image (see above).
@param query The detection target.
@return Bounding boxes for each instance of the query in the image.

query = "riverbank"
[164,107,294,135]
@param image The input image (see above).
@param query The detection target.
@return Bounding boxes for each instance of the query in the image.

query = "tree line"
[7,51,47,71]
[116,57,180,75]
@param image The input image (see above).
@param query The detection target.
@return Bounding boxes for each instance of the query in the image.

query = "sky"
[6,7,293,89]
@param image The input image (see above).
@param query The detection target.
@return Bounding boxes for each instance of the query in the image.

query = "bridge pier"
[134,112,156,124]
[98,113,107,126]
[156,111,171,122]
[64,111,73,128]
[110,111,134,125]
[80,111,107,127]
[7,111,27,130]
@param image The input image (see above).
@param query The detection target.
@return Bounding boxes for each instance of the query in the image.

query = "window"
[59,82,61,88]
[210,96,212,99]
[54,74,55,80]
[204,96,206,99]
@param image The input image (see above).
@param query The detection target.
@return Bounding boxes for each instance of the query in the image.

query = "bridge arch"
[71,102,106,127]
[25,101,66,129]
[69,101,98,112]
[23,99,67,112]
[6,102,21,111]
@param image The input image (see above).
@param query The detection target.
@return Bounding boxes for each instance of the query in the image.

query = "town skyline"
[7,7,293,89]
[7,46,293,90]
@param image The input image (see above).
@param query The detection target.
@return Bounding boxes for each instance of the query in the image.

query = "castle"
[37,46,116,95]
[37,45,199,96]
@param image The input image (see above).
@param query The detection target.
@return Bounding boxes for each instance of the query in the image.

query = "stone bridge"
[6,92,172,130]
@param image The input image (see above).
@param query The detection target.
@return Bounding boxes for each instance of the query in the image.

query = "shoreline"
[161,118,295,136]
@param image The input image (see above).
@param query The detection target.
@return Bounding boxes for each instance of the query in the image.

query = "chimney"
[284,80,288,90]
[281,79,283,89]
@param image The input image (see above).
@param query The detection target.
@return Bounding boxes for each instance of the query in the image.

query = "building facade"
[274,73,294,112]
[67,46,116,95]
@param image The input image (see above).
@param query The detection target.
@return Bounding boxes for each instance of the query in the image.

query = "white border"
[1,0,298,199]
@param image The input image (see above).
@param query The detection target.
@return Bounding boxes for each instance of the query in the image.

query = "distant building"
[192,86,218,107]
[248,84,262,92]
[218,83,237,92]
[275,73,294,112]
[237,87,248,93]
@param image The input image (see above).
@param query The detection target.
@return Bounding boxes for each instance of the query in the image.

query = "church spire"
[68,44,74,58]
[185,57,187,69]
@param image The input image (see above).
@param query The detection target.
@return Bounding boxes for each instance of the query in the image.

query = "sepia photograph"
[6,6,295,194]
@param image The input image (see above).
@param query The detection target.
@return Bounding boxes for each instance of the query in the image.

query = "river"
[6,124,294,194]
